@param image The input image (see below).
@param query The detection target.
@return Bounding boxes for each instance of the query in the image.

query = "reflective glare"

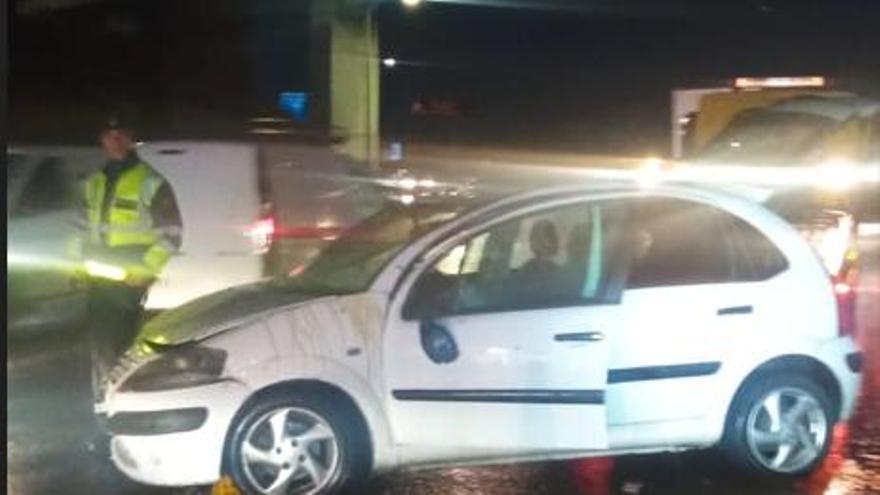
[816,160,860,191]
[84,260,127,281]
[7,251,79,271]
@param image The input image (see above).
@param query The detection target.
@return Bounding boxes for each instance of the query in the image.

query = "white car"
[100,181,862,494]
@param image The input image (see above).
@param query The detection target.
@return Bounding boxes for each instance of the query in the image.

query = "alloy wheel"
[239,407,340,495]
[744,386,829,474]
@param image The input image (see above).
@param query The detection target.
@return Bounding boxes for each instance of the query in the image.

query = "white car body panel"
[101,182,862,487]
[256,293,397,472]
[383,306,610,452]
[106,292,399,483]
[138,142,264,309]
[109,380,251,486]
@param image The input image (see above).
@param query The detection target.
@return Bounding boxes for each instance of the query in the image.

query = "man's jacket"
[83,151,182,281]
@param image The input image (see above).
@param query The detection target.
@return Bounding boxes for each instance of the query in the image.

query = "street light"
[401,0,423,7]
[382,57,397,68]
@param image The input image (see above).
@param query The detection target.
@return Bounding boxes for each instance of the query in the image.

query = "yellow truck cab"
[672,77,878,215]
[670,78,879,297]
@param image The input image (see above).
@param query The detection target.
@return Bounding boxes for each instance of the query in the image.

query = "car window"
[292,202,469,294]
[404,201,627,319]
[14,158,76,217]
[718,211,788,281]
[626,199,734,289]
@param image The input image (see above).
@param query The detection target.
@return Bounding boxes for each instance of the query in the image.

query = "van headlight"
[120,345,227,392]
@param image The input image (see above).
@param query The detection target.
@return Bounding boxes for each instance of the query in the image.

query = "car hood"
[137,279,336,346]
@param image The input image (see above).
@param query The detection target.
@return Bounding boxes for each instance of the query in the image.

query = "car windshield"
[287,201,470,294]
[695,111,835,164]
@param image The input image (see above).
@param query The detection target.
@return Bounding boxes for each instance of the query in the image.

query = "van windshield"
[288,202,470,294]
[695,111,835,164]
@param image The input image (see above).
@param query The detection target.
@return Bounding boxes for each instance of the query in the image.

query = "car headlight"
[120,345,227,392]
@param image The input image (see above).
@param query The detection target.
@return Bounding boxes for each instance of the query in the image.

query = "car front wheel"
[224,392,369,494]
[722,373,834,478]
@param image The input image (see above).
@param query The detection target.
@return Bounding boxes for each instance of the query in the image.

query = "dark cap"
[100,111,137,133]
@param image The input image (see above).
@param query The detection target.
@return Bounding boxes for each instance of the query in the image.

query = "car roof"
[482,179,768,212]
[440,178,782,242]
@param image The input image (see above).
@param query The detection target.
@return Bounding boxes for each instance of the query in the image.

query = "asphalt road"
[7,237,880,495]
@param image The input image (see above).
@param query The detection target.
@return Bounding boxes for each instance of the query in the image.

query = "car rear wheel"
[224,392,369,494]
[722,373,833,478]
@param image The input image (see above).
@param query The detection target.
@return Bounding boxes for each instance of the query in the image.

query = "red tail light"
[246,215,276,254]
[832,274,856,337]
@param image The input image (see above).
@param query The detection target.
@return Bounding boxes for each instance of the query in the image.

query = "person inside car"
[562,221,592,297]
[510,219,565,305]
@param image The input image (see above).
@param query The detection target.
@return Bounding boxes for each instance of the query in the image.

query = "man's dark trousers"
[87,279,147,394]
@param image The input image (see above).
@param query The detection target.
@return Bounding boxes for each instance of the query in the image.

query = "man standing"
[84,114,182,399]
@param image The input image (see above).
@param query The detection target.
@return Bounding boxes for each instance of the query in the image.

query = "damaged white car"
[100,181,861,494]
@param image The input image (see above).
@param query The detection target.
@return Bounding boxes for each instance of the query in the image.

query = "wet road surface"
[7,237,880,495]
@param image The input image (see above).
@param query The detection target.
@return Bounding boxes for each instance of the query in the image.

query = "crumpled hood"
[138,279,332,345]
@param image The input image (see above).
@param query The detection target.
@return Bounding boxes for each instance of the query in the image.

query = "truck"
[668,77,879,320]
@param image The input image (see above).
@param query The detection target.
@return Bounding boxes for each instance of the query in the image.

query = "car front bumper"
[105,380,251,486]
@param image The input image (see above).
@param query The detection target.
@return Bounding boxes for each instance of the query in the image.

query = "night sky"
[10,0,880,155]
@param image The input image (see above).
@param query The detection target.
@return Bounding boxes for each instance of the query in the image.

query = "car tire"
[721,373,834,479]
[223,391,370,495]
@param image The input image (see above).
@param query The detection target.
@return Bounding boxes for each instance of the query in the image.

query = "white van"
[8,140,384,331]
[137,141,265,309]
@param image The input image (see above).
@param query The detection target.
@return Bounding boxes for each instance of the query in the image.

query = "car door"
[7,155,88,330]
[605,198,784,426]
[383,199,629,452]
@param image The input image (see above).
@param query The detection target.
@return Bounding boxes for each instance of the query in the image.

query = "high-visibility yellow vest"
[84,162,174,278]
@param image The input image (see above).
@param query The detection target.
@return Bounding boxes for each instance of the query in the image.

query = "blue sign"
[279,92,309,122]
[388,141,404,161]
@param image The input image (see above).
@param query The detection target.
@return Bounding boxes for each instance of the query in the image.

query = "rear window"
[719,213,789,281]
[626,199,733,289]
[625,199,787,289]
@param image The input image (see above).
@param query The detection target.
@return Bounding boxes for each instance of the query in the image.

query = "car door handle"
[717,305,753,316]
[554,332,605,342]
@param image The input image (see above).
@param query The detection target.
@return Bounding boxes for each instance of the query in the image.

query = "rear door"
[606,198,763,425]
[139,142,264,309]
[605,198,791,427]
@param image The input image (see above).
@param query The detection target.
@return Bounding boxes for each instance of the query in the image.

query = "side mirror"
[419,319,459,364]
[403,268,457,320]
